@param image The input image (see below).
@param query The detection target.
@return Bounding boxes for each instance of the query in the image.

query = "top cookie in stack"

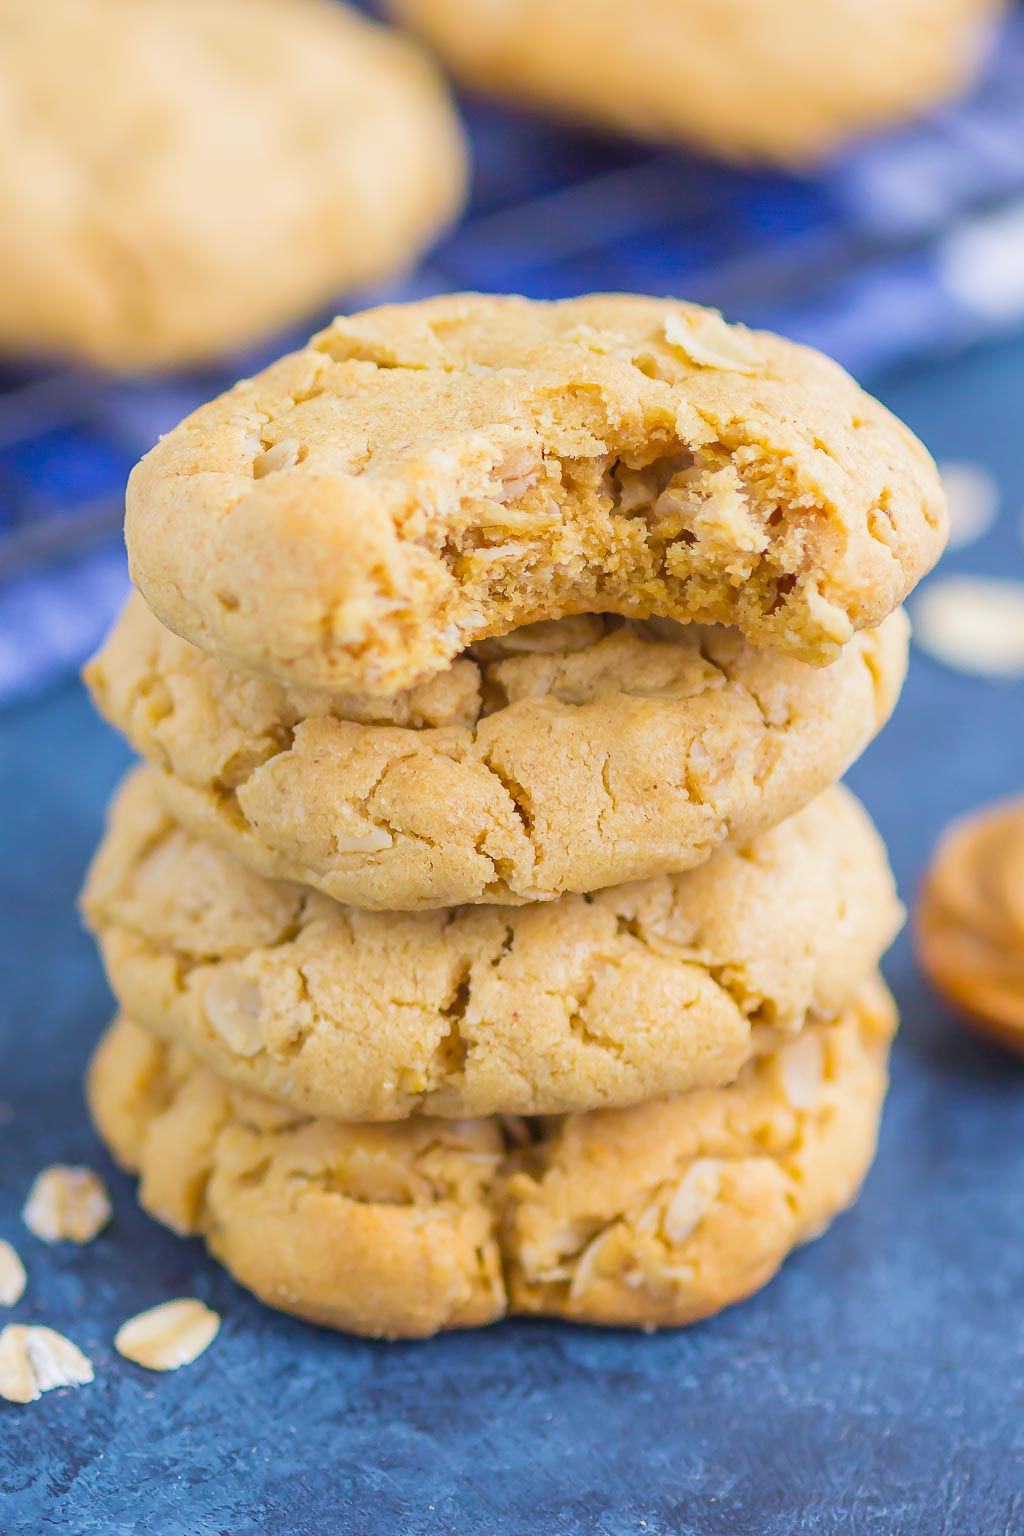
[124,294,944,694]
[82,295,946,1338]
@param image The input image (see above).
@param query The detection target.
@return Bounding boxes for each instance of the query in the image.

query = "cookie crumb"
[23,1165,112,1245]
[0,1242,26,1307]
[114,1299,220,1372]
[0,1325,94,1403]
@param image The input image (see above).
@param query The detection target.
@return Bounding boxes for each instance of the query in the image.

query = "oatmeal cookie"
[125,294,946,688]
[81,769,902,1120]
[89,980,894,1336]
[87,596,908,908]
[390,0,1004,164]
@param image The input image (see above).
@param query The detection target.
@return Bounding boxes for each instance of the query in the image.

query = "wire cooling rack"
[2,5,1023,703]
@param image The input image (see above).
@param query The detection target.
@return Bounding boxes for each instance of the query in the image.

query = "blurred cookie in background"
[0,0,466,371]
[389,0,1006,165]
[917,798,1024,1054]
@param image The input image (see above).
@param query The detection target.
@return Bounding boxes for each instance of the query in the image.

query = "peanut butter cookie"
[87,596,908,909]
[916,797,1024,1053]
[88,980,894,1337]
[390,0,1004,164]
[125,294,946,690]
[81,769,902,1120]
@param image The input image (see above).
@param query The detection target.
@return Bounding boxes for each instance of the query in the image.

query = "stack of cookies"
[81,295,947,1338]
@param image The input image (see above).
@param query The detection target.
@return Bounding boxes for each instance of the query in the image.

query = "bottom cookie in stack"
[88,977,896,1339]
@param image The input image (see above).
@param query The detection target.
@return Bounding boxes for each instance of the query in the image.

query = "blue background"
[1,331,1023,1533]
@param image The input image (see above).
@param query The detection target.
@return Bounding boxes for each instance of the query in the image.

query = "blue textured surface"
[1,332,1023,1532]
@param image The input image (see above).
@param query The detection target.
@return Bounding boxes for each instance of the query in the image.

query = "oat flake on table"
[938,461,1000,550]
[114,1298,220,1372]
[0,1324,94,1404]
[22,1165,112,1244]
[912,576,1024,677]
[0,1241,26,1307]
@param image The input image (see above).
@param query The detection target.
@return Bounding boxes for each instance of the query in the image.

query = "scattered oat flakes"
[0,1325,93,1404]
[114,1298,220,1372]
[938,461,999,550]
[912,576,1024,677]
[0,1242,26,1307]
[23,1165,112,1244]
[663,309,763,374]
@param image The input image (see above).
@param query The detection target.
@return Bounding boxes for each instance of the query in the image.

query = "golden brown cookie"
[88,980,895,1337]
[125,294,947,691]
[389,0,1004,164]
[81,769,902,1120]
[0,0,465,370]
[916,797,1024,1053]
[87,595,908,909]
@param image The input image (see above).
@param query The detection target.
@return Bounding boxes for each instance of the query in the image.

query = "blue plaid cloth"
[2,5,1024,704]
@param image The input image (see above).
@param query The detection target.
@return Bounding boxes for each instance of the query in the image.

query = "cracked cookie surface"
[89,980,894,1337]
[0,0,465,370]
[125,293,946,691]
[88,597,908,909]
[81,769,902,1121]
[389,0,1003,165]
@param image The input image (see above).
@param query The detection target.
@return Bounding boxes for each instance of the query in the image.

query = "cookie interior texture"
[0,0,466,369]
[388,0,1004,164]
[88,595,909,909]
[125,295,947,691]
[89,980,895,1338]
[81,768,903,1121]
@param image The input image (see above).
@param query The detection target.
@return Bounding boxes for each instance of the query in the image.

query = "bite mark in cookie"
[125,294,946,691]
[87,595,909,908]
